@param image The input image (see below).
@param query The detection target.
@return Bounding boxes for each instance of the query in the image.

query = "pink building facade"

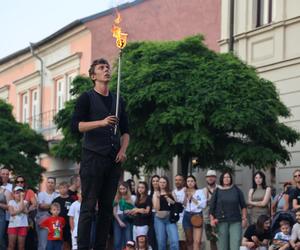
[0,0,221,184]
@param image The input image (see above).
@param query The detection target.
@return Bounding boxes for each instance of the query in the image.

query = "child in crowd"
[68,191,82,250]
[123,240,135,250]
[40,202,65,250]
[7,186,28,250]
[290,208,300,250]
[269,221,291,250]
[136,235,153,250]
[52,181,74,250]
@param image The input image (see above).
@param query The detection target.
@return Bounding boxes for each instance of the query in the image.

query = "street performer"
[71,58,130,250]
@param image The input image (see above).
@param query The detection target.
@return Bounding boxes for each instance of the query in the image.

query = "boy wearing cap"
[7,186,29,250]
[202,170,218,250]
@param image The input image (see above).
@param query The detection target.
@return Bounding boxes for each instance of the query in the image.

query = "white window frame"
[22,92,29,124]
[66,72,77,101]
[56,78,65,111]
[31,89,39,129]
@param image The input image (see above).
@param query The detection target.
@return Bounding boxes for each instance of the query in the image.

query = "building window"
[255,0,273,27]
[31,89,39,129]
[22,92,29,123]
[56,78,65,111]
[66,73,76,101]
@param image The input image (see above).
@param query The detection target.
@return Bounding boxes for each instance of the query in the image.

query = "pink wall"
[70,31,92,75]
[0,61,36,116]
[86,0,221,63]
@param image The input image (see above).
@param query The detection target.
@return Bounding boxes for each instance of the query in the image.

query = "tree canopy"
[52,35,299,176]
[0,100,48,187]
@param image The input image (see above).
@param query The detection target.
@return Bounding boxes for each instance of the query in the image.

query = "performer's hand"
[101,115,118,127]
[115,150,127,163]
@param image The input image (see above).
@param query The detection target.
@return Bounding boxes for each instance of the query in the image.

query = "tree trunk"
[181,154,190,178]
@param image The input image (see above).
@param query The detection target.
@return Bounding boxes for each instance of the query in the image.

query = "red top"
[40,216,65,241]
[24,189,35,203]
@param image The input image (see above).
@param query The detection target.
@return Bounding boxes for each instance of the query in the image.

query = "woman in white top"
[183,175,206,250]
[7,186,28,250]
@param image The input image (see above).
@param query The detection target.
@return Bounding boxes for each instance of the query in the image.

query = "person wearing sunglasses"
[291,170,300,210]
[15,176,38,250]
[15,176,37,211]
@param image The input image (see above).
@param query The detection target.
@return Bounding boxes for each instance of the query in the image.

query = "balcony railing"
[27,110,62,141]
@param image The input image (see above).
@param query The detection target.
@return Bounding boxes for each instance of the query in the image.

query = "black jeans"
[78,150,122,250]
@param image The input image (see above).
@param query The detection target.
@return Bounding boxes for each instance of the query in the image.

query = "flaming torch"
[112,11,128,134]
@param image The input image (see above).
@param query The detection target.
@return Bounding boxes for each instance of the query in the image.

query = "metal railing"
[27,110,62,141]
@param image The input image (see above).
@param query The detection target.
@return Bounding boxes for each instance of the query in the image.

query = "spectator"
[68,191,82,250]
[123,240,135,250]
[283,184,295,212]
[202,170,218,250]
[15,175,38,250]
[292,170,300,210]
[113,182,135,250]
[152,176,179,250]
[248,171,272,224]
[172,174,186,250]
[271,182,292,216]
[131,181,151,241]
[52,182,74,250]
[136,235,153,250]
[1,166,13,247]
[210,171,247,250]
[68,175,81,201]
[40,203,65,250]
[290,208,300,249]
[182,175,206,250]
[7,186,28,250]
[0,167,13,192]
[148,175,160,250]
[240,214,271,250]
[269,221,291,250]
[36,177,59,250]
[0,176,11,250]
[126,179,136,196]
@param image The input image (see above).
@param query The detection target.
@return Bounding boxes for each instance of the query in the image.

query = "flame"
[112,11,128,49]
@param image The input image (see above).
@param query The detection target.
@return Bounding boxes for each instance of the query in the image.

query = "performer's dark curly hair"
[88,58,110,84]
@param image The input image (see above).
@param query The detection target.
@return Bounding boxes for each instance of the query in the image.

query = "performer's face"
[92,63,111,84]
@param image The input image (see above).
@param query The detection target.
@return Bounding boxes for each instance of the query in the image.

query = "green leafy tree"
[0,100,48,187]
[53,35,299,176]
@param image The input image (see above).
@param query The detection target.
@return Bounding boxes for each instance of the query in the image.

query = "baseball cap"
[14,186,24,192]
[126,240,135,247]
[206,170,217,177]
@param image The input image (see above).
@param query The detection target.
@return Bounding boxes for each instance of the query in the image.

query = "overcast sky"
[0,0,134,59]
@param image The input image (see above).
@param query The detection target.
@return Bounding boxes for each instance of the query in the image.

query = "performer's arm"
[116,133,130,163]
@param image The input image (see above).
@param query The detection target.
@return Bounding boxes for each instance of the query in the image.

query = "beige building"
[220,0,300,192]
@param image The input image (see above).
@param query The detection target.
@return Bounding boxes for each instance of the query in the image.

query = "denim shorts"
[182,211,202,230]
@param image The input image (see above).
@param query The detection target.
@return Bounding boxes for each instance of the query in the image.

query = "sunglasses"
[294,174,300,178]
[16,180,25,184]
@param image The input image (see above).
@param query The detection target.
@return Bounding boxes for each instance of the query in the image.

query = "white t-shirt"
[36,191,59,221]
[291,223,300,242]
[173,188,185,223]
[8,200,28,228]
[1,183,13,192]
[68,200,81,237]
[2,184,13,221]
[116,195,136,215]
[184,189,207,213]
[274,231,291,242]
